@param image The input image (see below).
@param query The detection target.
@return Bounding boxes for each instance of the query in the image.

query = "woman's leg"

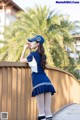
[36,93,46,120]
[44,92,52,120]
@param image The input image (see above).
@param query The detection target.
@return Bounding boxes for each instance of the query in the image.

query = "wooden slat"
[30,70,32,120]
[7,68,12,120]
[25,68,29,120]
[2,68,8,112]
[21,68,25,120]
[27,69,32,120]
[0,68,2,112]
[33,97,37,120]
[17,68,21,120]
[30,72,33,120]
[50,70,59,112]
[16,68,18,120]
[11,68,17,120]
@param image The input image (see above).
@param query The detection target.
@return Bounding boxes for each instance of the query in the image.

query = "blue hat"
[27,35,44,44]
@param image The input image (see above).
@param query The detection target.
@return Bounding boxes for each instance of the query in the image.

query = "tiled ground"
[52,104,80,120]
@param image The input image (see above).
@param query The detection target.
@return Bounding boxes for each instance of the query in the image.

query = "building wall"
[0,8,17,27]
[0,2,21,47]
[67,39,80,60]
[0,9,16,47]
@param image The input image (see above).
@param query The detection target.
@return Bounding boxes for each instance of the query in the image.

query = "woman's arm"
[20,44,29,62]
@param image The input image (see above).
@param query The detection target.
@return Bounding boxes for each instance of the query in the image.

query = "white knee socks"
[36,93,52,120]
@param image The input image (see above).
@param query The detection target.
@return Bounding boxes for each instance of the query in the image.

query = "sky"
[13,0,80,22]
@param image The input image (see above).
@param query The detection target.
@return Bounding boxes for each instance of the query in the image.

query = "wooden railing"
[0,62,80,120]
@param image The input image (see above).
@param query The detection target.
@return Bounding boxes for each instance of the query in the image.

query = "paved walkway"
[52,103,80,120]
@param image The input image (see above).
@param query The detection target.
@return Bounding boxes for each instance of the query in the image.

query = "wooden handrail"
[0,61,79,83]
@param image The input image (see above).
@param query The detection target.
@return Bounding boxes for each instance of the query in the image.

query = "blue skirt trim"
[32,84,56,97]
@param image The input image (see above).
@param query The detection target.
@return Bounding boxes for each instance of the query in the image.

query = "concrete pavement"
[52,103,80,120]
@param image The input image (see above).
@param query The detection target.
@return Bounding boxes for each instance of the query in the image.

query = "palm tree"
[46,15,74,68]
[0,5,74,67]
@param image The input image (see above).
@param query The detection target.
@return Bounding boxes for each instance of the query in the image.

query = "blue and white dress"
[26,51,56,97]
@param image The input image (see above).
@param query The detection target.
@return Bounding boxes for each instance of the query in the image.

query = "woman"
[20,35,56,120]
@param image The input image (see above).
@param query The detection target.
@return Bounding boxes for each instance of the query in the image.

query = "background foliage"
[0,6,80,79]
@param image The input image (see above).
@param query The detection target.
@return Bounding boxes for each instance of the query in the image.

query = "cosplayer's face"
[29,41,39,49]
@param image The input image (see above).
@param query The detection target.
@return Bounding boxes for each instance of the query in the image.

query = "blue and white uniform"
[26,51,56,97]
